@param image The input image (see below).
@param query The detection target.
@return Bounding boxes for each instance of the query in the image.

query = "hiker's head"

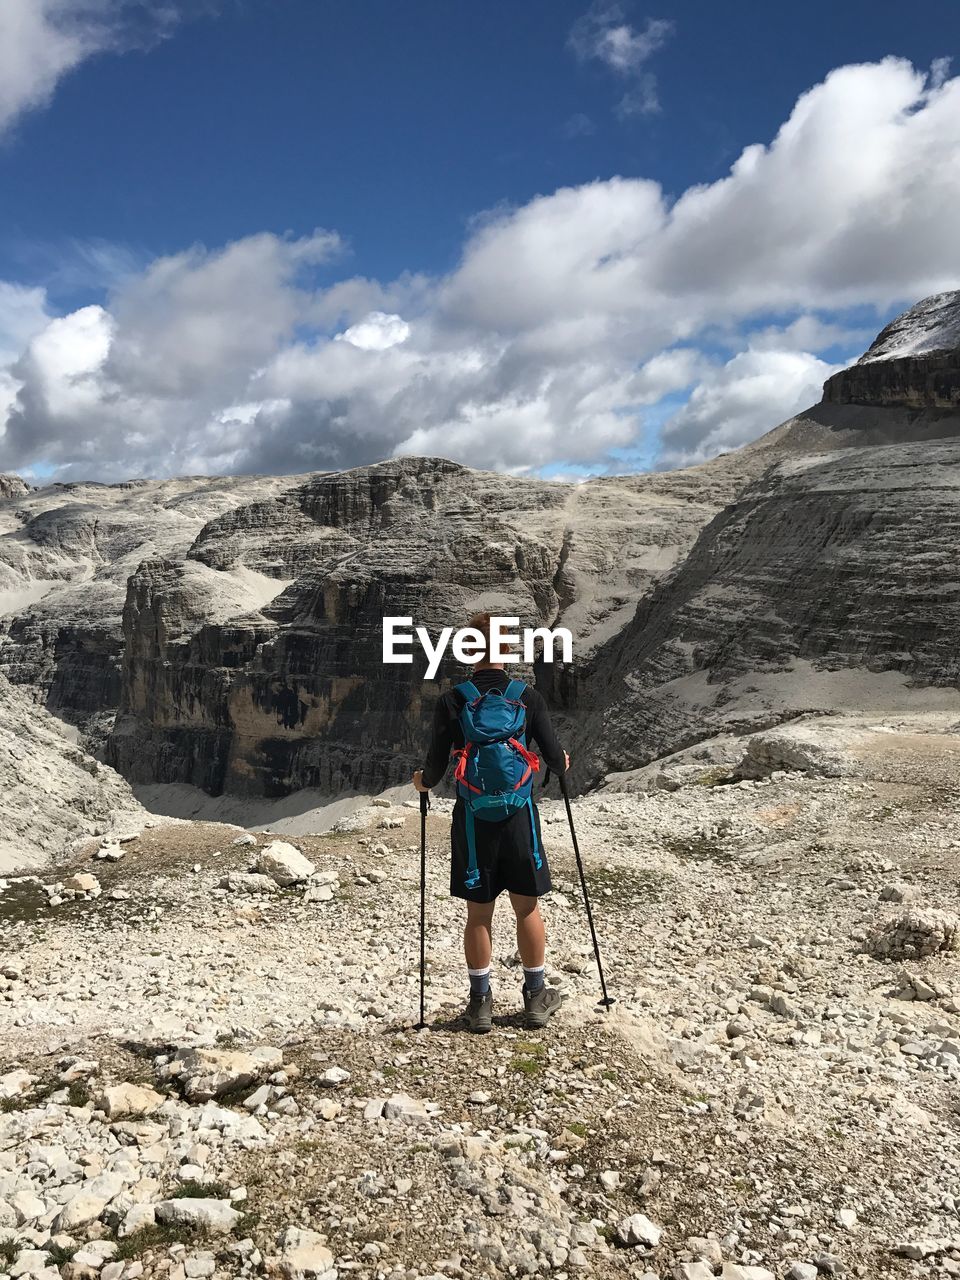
[465,611,516,667]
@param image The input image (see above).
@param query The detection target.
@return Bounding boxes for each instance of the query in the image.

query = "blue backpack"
[451,679,542,890]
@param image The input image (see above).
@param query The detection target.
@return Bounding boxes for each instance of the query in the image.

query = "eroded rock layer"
[106,456,746,795]
[574,438,960,785]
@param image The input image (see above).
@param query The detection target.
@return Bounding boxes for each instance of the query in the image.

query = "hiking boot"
[523,984,561,1030]
[465,990,493,1033]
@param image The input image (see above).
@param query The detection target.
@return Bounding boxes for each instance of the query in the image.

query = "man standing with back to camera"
[413,613,569,1033]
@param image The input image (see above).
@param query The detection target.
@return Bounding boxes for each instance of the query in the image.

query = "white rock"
[54,1191,110,1231]
[184,1255,216,1279]
[11,1189,46,1224]
[168,1046,282,1101]
[119,1203,156,1237]
[616,1213,662,1247]
[318,1067,350,1087]
[64,872,100,894]
[383,1092,430,1125]
[0,1068,34,1099]
[98,1083,165,1118]
[276,1225,335,1278]
[9,1250,55,1279]
[255,841,316,887]
[155,1197,242,1233]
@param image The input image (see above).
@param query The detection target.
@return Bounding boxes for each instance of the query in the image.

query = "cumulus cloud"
[657,349,839,468]
[0,282,50,364]
[569,4,673,116]
[1,58,959,482]
[336,312,411,352]
[0,0,194,137]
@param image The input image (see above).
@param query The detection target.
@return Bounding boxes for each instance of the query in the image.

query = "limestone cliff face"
[574,438,960,785]
[0,474,299,734]
[823,291,960,409]
[0,474,28,500]
[0,671,144,873]
[106,456,747,796]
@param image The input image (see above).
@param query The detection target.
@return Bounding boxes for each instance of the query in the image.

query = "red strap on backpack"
[452,745,483,794]
[508,738,540,789]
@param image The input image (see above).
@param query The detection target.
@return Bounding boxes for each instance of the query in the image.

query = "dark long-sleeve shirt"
[421,668,566,789]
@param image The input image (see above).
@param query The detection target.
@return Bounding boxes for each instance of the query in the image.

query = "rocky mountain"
[824,290,960,408]
[0,474,300,735]
[105,455,750,796]
[2,291,959,814]
[573,438,960,786]
[574,290,960,785]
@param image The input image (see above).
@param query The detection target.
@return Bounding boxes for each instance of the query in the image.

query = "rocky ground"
[1,716,960,1280]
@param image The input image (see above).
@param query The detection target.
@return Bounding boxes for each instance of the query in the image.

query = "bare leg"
[464,900,496,971]
[509,893,545,969]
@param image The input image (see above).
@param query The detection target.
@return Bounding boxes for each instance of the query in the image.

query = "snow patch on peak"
[859,291,960,363]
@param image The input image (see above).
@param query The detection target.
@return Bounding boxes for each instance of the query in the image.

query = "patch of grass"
[208,1081,256,1107]
[515,1040,545,1056]
[506,1054,545,1075]
[601,1068,618,1082]
[47,1244,78,1266]
[0,1239,18,1265]
[0,1094,25,1113]
[566,1121,587,1138]
[381,1064,398,1078]
[67,1080,91,1108]
[172,1180,231,1199]
[113,1223,205,1261]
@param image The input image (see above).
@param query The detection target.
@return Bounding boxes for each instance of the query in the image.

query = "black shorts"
[449,798,552,903]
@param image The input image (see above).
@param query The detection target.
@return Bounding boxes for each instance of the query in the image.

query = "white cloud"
[569,5,673,116]
[0,282,50,364]
[336,312,411,351]
[0,0,189,137]
[1,58,959,481]
[658,349,840,468]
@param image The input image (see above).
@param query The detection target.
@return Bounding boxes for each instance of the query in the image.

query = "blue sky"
[0,0,958,481]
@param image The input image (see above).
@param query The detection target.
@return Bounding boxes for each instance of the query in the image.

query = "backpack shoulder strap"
[455,680,482,704]
[503,679,527,702]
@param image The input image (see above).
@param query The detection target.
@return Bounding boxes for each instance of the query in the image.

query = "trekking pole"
[559,772,614,1011]
[416,790,430,1029]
